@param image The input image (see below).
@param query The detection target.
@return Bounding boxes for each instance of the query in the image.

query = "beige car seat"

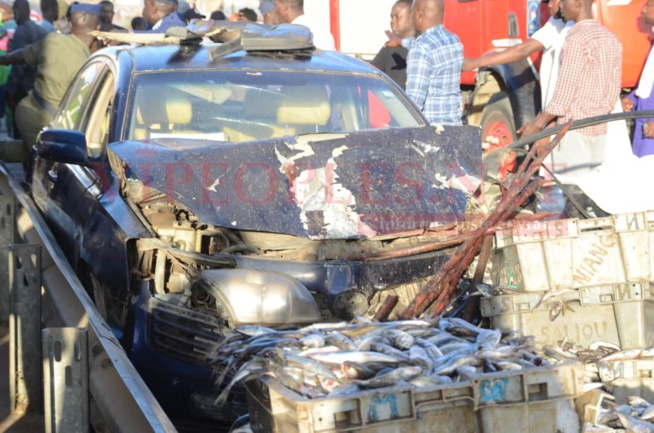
[223,88,285,142]
[132,91,195,140]
[277,84,332,135]
[223,85,332,143]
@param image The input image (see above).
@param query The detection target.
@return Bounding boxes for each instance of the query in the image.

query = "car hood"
[109,126,482,240]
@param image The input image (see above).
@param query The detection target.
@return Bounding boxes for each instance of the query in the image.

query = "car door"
[32,60,114,267]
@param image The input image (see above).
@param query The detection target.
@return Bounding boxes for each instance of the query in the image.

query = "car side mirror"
[36,129,89,165]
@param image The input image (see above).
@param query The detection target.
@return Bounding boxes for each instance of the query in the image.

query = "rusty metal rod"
[400,124,570,320]
[373,295,399,322]
[423,178,545,319]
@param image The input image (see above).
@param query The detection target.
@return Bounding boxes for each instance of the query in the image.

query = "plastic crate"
[246,361,584,433]
[596,359,654,403]
[480,282,654,348]
[492,212,654,292]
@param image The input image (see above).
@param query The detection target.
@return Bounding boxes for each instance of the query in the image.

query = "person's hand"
[55,18,71,34]
[643,120,654,138]
[384,30,402,48]
[462,58,478,72]
[621,96,633,112]
[517,120,541,138]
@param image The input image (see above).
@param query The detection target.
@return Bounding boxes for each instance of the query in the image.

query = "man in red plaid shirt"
[518,0,622,179]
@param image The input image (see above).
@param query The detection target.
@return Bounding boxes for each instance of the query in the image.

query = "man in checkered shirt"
[404,0,463,125]
[518,0,622,179]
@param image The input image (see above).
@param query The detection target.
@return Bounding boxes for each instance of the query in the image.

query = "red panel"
[330,0,340,52]
[445,0,483,85]
[595,0,651,88]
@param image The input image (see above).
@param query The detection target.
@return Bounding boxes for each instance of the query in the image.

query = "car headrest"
[137,91,193,126]
[277,85,331,125]
[244,88,282,120]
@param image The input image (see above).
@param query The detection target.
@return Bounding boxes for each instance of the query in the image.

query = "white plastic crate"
[597,359,654,403]
[480,282,654,348]
[246,361,584,433]
[492,212,654,292]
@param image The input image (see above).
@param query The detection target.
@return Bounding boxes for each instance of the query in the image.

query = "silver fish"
[603,348,654,362]
[456,365,478,380]
[306,350,401,366]
[215,359,265,405]
[629,396,652,408]
[416,338,444,360]
[617,412,654,433]
[371,342,411,362]
[300,333,326,349]
[285,353,338,380]
[299,321,348,332]
[325,332,357,351]
[299,346,340,357]
[328,383,360,396]
[495,361,523,371]
[439,342,473,355]
[542,344,578,361]
[433,355,480,376]
[355,336,388,352]
[476,329,502,350]
[382,329,415,350]
[353,366,423,389]
[427,333,464,347]
[409,375,453,387]
[640,405,654,421]
[477,348,521,360]
[409,345,434,373]
[342,361,376,380]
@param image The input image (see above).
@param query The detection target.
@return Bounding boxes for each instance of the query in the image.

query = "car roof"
[96,43,383,75]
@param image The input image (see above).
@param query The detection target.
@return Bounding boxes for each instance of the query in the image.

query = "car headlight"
[199,269,321,326]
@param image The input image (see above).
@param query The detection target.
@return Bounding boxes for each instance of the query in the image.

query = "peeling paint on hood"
[110,126,482,239]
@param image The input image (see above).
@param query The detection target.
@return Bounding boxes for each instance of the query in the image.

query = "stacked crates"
[482,211,654,411]
[482,211,654,349]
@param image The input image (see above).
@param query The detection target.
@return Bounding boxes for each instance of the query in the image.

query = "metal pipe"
[507,109,654,150]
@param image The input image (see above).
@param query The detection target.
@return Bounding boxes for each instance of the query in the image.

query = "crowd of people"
[0,0,651,188]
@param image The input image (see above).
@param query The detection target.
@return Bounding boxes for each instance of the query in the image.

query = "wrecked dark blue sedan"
[30,25,482,425]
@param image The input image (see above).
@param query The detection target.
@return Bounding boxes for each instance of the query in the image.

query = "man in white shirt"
[463,0,571,109]
[274,0,336,51]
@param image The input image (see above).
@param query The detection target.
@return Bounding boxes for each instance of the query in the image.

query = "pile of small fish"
[210,317,548,404]
[542,340,654,432]
[542,341,654,384]
[585,395,654,432]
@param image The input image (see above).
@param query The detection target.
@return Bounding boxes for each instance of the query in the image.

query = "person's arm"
[405,44,430,110]
[0,3,14,22]
[463,38,545,72]
[0,49,26,66]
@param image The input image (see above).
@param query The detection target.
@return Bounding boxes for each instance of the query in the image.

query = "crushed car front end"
[113,125,482,420]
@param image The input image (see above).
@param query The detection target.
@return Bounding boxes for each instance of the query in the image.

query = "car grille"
[149,298,224,365]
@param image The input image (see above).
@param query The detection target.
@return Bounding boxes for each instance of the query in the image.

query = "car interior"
[126,73,422,144]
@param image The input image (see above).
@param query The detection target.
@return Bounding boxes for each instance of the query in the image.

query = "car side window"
[54,61,106,130]
[81,72,115,158]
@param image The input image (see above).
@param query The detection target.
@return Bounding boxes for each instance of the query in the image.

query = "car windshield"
[125,70,424,142]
